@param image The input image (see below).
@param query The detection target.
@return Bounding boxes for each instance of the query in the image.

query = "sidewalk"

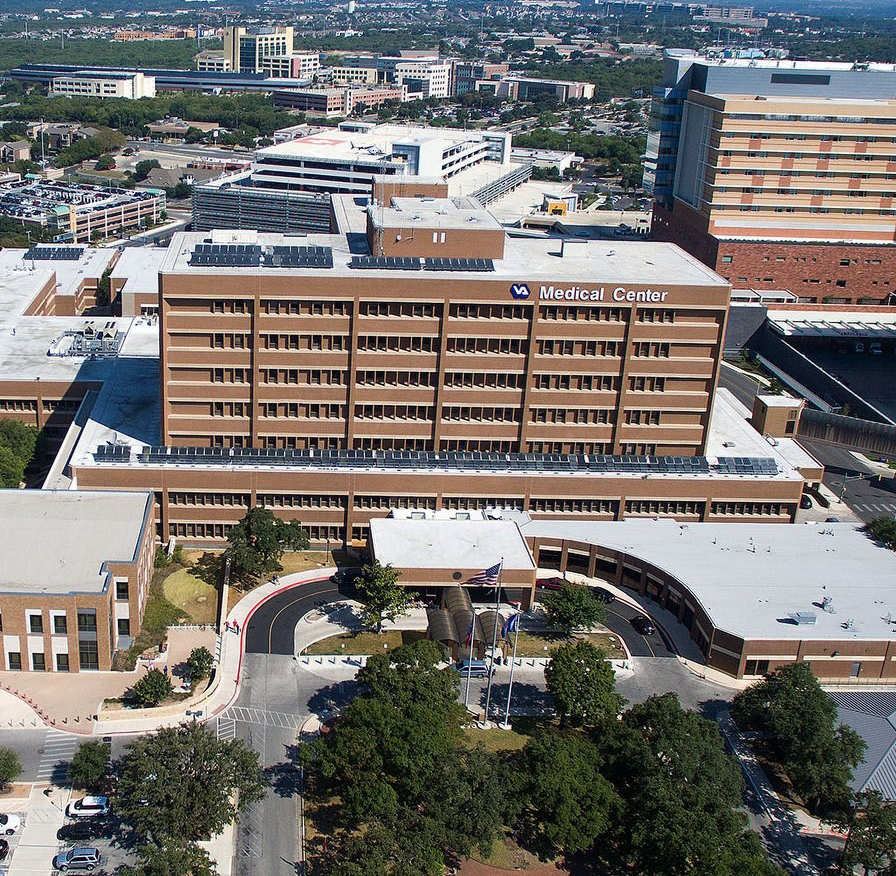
[6,785,69,876]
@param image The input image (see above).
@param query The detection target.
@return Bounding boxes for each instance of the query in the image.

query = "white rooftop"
[371,196,504,232]
[256,123,502,163]
[0,490,151,595]
[767,309,896,339]
[370,517,535,572]
[110,246,166,299]
[522,517,896,643]
[162,230,727,287]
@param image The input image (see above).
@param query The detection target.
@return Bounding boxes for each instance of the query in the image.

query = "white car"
[0,813,20,835]
[65,796,109,819]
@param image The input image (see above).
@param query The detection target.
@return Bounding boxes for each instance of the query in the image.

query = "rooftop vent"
[788,612,817,625]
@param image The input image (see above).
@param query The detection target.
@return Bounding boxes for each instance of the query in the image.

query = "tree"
[131,668,173,708]
[834,791,896,876]
[541,581,605,636]
[185,647,214,684]
[121,841,218,876]
[356,561,412,633]
[865,515,896,551]
[115,722,266,842]
[544,639,624,726]
[0,746,21,791]
[134,158,162,181]
[94,155,115,171]
[0,445,24,488]
[731,663,865,814]
[225,505,309,586]
[600,693,778,876]
[516,729,620,857]
[69,740,110,793]
[0,419,37,467]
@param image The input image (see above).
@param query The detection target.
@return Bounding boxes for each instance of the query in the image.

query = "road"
[127,140,252,162]
[719,362,762,409]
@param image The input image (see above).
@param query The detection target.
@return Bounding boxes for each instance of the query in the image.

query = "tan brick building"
[0,491,155,673]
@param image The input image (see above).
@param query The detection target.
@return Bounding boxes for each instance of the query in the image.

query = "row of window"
[537,339,620,357]
[710,501,787,516]
[0,607,111,636]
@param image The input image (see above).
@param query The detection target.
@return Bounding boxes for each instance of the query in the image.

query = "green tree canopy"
[120,841,218,876]
[731,662,865,813]
[310,640,506,872]
[225,505,309,586]
[69,740,111,793]
[134,158,162,181]
[865,515,896,550]
[544,639,624,726]
[834,790,896,876]
[599,693,777,876]
[0,746,21,791]
[131,668,173,708]
[115,722,266,842]
[356,560,412,633]
[541,581,605,636]
[185,647,214,683]
[516,729,621,857]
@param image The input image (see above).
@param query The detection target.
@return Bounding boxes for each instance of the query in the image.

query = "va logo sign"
[510,283,531,300]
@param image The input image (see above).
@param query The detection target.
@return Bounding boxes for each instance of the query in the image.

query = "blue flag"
[501,613,520,637]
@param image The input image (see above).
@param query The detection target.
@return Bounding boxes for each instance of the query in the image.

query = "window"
[53,615,68,635]
[7,652,21,671]
[744,659,770,676]
[117,618,131,636]
[29,614,43,634]
[32,652,46,672]
[56,653,70,672]
[116,581,129,601]
[78,639,99,671]
[77,611,97,632]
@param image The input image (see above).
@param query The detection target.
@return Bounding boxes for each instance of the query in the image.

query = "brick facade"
[654,201,896,306]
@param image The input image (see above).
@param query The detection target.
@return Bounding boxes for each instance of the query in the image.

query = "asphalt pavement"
[719,362,763,409]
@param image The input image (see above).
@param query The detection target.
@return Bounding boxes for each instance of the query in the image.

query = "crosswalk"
[36,729,79,783]
[850,502,896,515]
[223,707,304,729]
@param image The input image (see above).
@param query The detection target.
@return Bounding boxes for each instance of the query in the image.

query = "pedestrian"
[234,621,240,634]
[224,620,230,633]
[163,664,168,675]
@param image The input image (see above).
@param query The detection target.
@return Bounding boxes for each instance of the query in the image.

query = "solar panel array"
[715,456,779,475]
[350,255,422,271]
[24,247,84,261]
[93,444,132,463]
[264,245,333,268]
[189,244,262,267]
[424,257,495,272]
[127,447,776,476]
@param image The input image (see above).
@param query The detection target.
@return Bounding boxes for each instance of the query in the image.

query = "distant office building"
[49,70,156,100]
[647,51,896,305]
[342,53,441,84]
[223,25,294,74]
[260,52,320,80]
[322,66,379,85]
[476,76,595,103]
[192,123,527,233]
[0,180,165,243]
[693,5,767,28]
[453,61,509,95]
[271,85,405,117]
[196,50,231,72]
[394,61,452,99]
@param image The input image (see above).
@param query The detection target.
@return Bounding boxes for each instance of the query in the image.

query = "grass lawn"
[472,831,556,871]
[162,566,218,625]
[462,726,530,754]
[509,630,626,660]
[301,630,425,655]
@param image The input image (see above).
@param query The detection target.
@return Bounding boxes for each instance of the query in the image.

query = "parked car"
[57,821,109,842]
[0,814,20,835]
[52,847,101,872]
[593,587,616,603]
[535,576,568,590]
[825,517,841,523]
[451,659,494,678]
[0,838,8,861]
[630,615,656,636]
[65,797,109,819]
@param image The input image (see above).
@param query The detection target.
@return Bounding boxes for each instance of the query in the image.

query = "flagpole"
[463,612,475,708]
[481,557,503,727]
[500,607,521,730]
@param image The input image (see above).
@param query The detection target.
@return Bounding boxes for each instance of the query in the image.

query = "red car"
[536,576,569,590]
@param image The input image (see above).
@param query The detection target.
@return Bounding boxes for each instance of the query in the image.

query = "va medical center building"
[72,190,808,545]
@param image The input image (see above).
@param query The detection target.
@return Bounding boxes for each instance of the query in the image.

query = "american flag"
[466,562,502,587]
